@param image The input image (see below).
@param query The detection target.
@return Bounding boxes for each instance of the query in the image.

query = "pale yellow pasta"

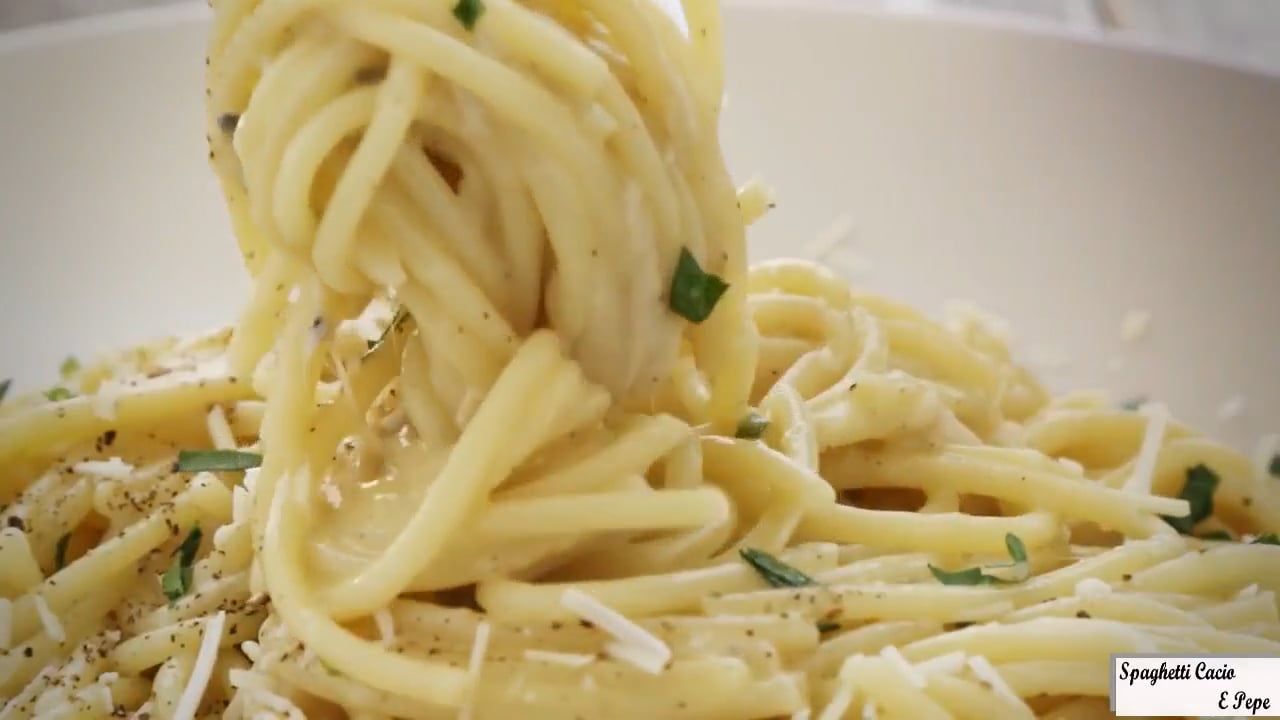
[3,0,1278,718]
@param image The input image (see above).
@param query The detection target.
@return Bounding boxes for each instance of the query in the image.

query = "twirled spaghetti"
[1,1,1278,719]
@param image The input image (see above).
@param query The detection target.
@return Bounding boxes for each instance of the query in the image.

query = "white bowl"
[1,1,1277,448]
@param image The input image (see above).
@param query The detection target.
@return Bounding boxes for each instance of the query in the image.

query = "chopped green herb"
[1197,530,1233,542]
[669,247,730,324]
[928,565,1001,586]
[176,449,262,473]
[734,411,769,440]
[161,526,203,605]
[1270,454,1280,479]
[1252,533,1280,546]
[59,356,80,379]
[928,532,1029,586]
[452,0,485,29]
[0,379,10,405]
[54,533,71,570]
[1162,464,1219,535]
[739,548,817,588]
[367,308,409,351]
[1119,396,1147,411]
[44,387,73,402]
[815,621,840,634]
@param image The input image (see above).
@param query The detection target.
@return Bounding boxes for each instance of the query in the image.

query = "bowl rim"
[1,0,1276,82]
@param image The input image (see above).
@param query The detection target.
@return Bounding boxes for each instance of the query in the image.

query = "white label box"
[1112,655,1280,717]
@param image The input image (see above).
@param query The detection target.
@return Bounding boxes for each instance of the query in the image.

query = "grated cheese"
[319,478,343,509]
[1237,584,1260,599]
[33,594,65,643]
[522,649,595,667]
[91,381,121,420]
[73,457,135,480]
[943,299,1013,346]
[966,655,1022,706]
[459,622,492,720]
[1217,395,1245,422]
[861,704,878,720]
[206,405,237,450]
[1074,578,1113,599]
[816,677,855,720]
[374,609,396,648]
[0,598,10,650]
[1120,310,1151,342]
[1057,457,1085,476]
[790,710,811,720]
[1253,434,1279,483]
[240,640,262,661]
[99,671,119,685]
[173,611,225,720]
[91,683,115,714]
[915,651,967,677]
[1122,403,1169,495]
[561,589,671,674]
[879,645,925,688]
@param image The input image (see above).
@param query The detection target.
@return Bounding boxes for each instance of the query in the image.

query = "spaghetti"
[1,0,1278,718]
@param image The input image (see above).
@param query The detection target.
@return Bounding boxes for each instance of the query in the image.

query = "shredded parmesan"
[73,457,135,480]
[319,478,343,509]
[1057,457,1085,476]
[944,299,1013,346]
[915,651,967,677]
[240,640,262,661]
[1120,310,1151,342]
[1074,578,1113,599]
[966,655,1022,706]
[91,683,115,714]
[0,598,11,650]
[879,645,925,688]
[817,676,856,720]
[173,611,225,720]
[374,608,396,648]
[522,649,595,667]
[91,381,121,420]
[459,622,492,720]
[1237,584,1260,599]
[206,405,237,450]
[33,594,65,643]
[561,589,671,674]
[861,703,878,720]
[1122,403,1169,495]
[790,709,811,720]
[1217,395,1245,422]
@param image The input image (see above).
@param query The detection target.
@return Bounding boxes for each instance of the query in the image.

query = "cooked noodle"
[1,1,1277,718]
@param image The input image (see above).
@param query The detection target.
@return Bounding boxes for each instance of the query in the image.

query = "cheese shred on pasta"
[1,0,1277,718]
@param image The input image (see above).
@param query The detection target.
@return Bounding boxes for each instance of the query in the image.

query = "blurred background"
[2,0,1278,73]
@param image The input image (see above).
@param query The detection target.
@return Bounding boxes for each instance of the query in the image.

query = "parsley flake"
[452,0,485,30]
[734,411,769,440]
[740,548,817,588]
[176,449,262,473]
[1162,464,1219,535]
[929,532,1029,586]
[0,379,10,406]
[1119,396,1147,411]
[1269,454,1280,479]
[1252,533,1280,546]
[669,247,730,323]
[816,621,840,634]
[1197,530,1233,542]
[59,356,80,379]
[44,387,73,402]
[161,526,203,605]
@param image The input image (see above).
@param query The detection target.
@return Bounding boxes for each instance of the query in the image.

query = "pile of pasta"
[3,0,1279,718]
